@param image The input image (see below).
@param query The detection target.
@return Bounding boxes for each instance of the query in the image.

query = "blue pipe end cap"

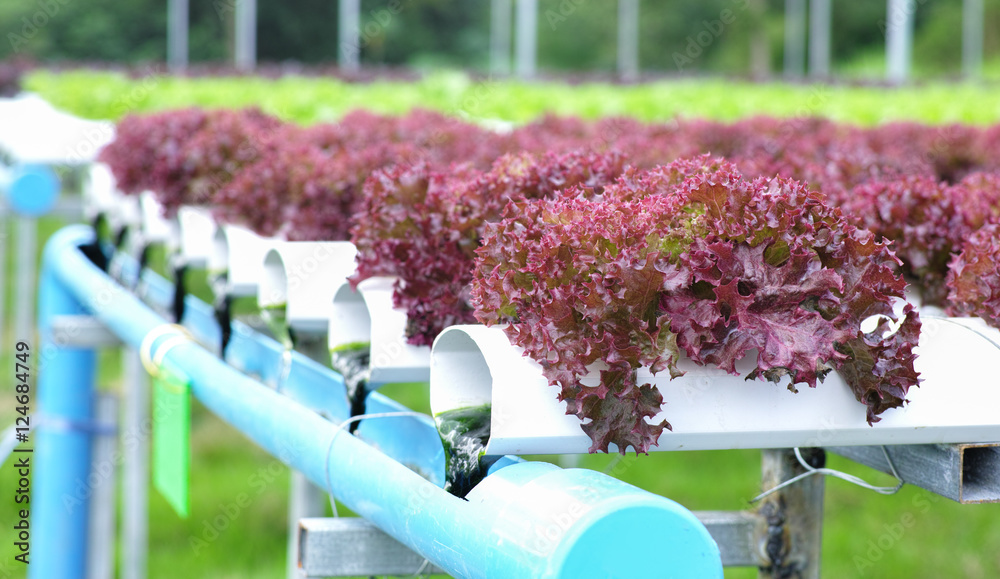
[6,164,60,216]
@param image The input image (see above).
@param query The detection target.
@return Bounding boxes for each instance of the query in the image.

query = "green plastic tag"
[152,361,191,518]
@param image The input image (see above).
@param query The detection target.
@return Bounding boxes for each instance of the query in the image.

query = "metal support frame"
[962,0,983,79]
[808,0,831,78]
[123,349,150,579]
[886,0,915,84]
[490,0,512,76]
[783,0,806,78]
[339,0,361,72]
[234,0,257,71]
[87,393,119,579]
[299,518,446,577]
[828,443,1000,504]
[617,0,640,82]
[16,216,36,344]
[287,336,332,579]
[168,0,189,72]
[0,212,7,376]
[515,0,538,79]
[299,511,768,575]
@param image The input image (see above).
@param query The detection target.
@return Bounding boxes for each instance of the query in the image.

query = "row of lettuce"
[100,107,1000,453]
[27,70,1000,126]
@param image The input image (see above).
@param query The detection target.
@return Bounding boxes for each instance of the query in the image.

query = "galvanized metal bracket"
[50,315,122,348]
[298,512,771,575]
[298,518,444,578]
[828,443,1000,504]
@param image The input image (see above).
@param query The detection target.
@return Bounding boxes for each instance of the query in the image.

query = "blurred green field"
[24,70,1000,126]
[1,217,999,579]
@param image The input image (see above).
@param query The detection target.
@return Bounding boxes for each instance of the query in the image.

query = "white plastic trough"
[430,317,1000,455]
[328,276,432,385]
[139,192,176,246]
[210,225,279,298]
[81,164,141,235]
[83,164,118,223]
[259,241,358,336]
[175,206,216,268]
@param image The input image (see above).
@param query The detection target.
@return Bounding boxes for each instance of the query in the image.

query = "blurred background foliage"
[2,0,1000,79]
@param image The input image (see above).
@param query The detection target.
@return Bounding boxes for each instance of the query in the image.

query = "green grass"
[23,69,1000,127]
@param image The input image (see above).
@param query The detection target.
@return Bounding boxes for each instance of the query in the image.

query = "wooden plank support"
[757,448,825,579]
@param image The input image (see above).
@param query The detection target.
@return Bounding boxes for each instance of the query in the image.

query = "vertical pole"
[617,0,640,82]
[15,216,36,345]
[339,0,362,72]
[0,211,8,376]
[757,449,825,579]
[168,0,189,72]
[234,0,257,71]
[123,349,149,579]
[962,0,983,80]
[748,0,771,78]
[784,0,806,77]
[490,0,513,76]
[287,337,329,579]
[87,393,119,579]
[515,0,538,79]
[30,257,98,579]
[808,0,831,78]
[886,0,915,84]
[288,473,327,577]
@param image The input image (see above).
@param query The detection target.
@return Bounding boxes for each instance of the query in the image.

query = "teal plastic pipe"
[34,226,723,578]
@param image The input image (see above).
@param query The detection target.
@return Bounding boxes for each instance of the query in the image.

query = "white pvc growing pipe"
[210,225,279,298]
[328,276,432,384]
[259,241,357,335]
[139,192,175,246]
[83,163,118,223]
[175,206,216,268]
[431,318,1000,455]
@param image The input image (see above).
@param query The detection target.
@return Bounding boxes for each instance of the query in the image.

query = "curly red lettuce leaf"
[946,223,1000,328]
[474,157,920,454]
[351,150,627,347]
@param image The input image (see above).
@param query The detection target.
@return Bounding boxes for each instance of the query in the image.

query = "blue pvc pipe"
[5,164,60,217]
[30,236,97,579]
[36,226,723,578]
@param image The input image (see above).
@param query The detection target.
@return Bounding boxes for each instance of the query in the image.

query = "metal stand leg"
[88,393,119,579]
[123,349,150,579]
[758,449,825,579]
[15,216,36,343]
[287,336,331,579]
